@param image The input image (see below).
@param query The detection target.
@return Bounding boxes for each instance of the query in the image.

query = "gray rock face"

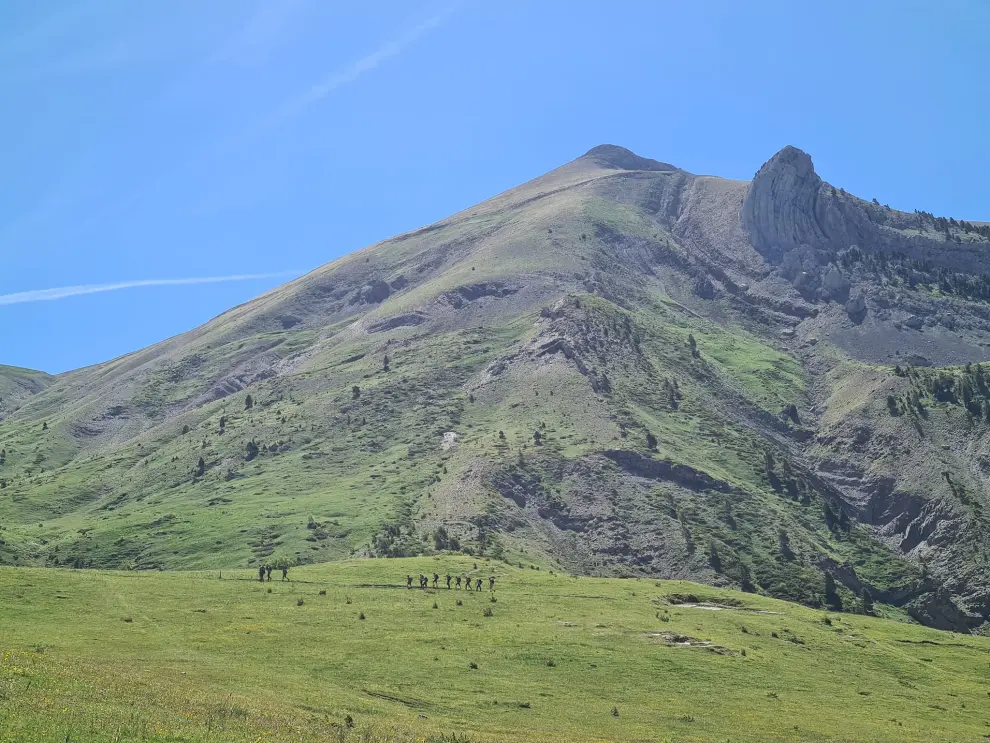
[904,315,924,330]
[742,146,990,276]
[741,146,827,264]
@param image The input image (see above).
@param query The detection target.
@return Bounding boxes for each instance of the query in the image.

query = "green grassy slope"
[2,560,988,743]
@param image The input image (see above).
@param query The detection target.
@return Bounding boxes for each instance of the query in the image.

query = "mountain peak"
[582,144,677,172]
[742,145,827,260]
[755,145,817,180]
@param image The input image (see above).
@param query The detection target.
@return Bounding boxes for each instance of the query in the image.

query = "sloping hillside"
[0,365,53,422]
[1,144,988,632]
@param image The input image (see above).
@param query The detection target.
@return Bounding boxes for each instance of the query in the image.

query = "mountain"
[2,144,989,632]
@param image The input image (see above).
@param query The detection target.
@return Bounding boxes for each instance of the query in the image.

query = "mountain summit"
[3,145,989,632]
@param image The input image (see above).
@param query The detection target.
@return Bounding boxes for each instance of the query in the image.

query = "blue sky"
[2,0,987,373]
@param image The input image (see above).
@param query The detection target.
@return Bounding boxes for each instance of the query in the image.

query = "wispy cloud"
[262,3,460,128]
[0,272,300,307]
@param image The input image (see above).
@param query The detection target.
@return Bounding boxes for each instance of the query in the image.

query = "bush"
[358,612,365,620]
[297,598,304,606]
[611,705,619,717]
[469,662,478,670]
[483,607,494,617]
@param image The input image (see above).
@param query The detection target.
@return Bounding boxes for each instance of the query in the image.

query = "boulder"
[904,315,924,330]
[822,265,850,299]
[844,295,867,320]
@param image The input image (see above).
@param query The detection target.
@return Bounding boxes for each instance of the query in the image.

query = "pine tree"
[861,587,874,615]
[824,572,843,610]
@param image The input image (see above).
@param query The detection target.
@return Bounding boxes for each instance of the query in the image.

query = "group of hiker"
[409,572,495,593]
[258,564,289,582]
[253,562,495,592]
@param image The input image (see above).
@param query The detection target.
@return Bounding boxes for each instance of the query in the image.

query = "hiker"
[258,565,266,582]
[281,566,289,581]
[266,566,273,582]
[455,575,462,589]
[420,574,427,589]
[462,576,470,590]
[489,576,496,593]
[432,573,439,589]
[475,578,483,592]
[407,575,413,589]
[446,574,452,589]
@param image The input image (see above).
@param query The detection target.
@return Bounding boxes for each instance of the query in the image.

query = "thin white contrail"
[262,3,460,128]
[0,271,300,306]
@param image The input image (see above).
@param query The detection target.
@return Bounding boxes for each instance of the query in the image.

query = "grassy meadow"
[2,558,989,743]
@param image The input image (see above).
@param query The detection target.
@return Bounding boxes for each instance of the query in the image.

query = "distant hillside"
[0,365,53,422]
[1,144,988,633]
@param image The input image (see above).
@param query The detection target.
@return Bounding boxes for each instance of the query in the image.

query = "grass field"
[2,559,988,743]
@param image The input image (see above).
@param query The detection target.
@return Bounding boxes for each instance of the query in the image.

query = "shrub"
[456,599,463,606]
[297,598,304,606]
[483,607,494,617]
[611,705,619,717]
[433,601,439,609]
[545,658,556,667]
[469,662,478,670]
[319,589,327,596]
[358,612,365,620]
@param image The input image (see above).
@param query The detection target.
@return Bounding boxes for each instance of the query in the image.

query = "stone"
[904,315,924,330]
[844,295,867,319]
[822,265,850,299]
